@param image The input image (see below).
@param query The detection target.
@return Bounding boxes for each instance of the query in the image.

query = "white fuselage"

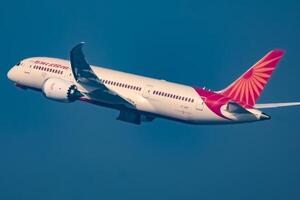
[7,57,264,124]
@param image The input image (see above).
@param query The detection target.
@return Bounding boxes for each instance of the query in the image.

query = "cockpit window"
[16,62,21,66]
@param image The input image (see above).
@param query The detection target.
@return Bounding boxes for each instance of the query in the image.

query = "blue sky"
[1,0,300,199]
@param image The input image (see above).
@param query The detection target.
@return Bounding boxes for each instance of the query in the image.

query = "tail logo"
[220,50,285,107]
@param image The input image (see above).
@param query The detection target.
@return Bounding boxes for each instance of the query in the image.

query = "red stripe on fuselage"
[194,88,231,120]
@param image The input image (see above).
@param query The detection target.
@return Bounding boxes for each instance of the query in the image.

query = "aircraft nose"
[7,67,17,82]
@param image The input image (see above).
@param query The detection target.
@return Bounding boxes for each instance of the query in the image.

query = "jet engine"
[42,78,82,102]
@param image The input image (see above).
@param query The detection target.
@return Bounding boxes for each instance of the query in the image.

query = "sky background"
[1,0,300,199]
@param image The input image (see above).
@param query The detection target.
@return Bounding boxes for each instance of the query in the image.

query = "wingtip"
[77,42,85,47]
[71,42,85,51]
[75,42,85,48]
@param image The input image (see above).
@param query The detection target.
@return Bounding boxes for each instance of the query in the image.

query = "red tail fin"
[220,50,285,108]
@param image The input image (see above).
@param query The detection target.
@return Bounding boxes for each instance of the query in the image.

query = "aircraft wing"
[70,42,135,108]
[70,42,105,88]
[254,102,300,109]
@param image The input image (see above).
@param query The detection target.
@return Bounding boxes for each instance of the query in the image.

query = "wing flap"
[87,88,135,107]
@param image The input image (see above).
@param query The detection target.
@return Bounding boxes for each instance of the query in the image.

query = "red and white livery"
[7,43,300,125]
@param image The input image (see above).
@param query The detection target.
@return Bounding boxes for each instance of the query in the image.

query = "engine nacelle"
[42,78,81,102]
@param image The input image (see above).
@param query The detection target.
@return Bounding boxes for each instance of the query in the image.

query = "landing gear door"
[195,96,205,111]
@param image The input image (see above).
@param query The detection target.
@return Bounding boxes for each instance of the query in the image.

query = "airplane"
[7,43,300,125]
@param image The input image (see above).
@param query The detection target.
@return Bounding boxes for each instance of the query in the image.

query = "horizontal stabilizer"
[226,102,252,114]
[255,102,300,109]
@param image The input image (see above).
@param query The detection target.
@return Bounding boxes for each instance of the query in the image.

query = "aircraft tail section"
[219,49,285,108]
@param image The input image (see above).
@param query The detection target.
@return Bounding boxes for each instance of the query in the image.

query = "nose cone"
[7,67,17,82]
[7,68,13,80]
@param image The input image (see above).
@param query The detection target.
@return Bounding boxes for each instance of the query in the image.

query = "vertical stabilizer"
[220,50,285,108]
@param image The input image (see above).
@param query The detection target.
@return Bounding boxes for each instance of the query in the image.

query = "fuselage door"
[195,96,205,111]
[142,85,153,98]
[23,62,32,75]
